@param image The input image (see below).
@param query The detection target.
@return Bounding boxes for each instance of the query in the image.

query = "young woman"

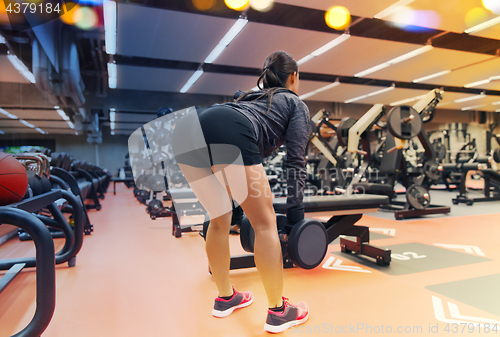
[172,50,310,333]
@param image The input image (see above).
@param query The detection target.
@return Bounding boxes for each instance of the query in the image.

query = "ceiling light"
[374,0,415,19]
[299,81,340,100]
[57,109,70,121]
[104,0,117,55]
[354,63,390,78]
[0,108,18,119]
[464,16,500,34]
[461,104,487,111]
[204,18,248,64]
[20,120,35,128]
[390,94,427,106]
[464,79,491,88]
[299,92,318,100]
[108,61,117,89]
[389,45,433,63]
[297,34,350,66]
[464,75,500,88]
[413,70,450,83]
[345,84,395,103]
[316,81,341,93]
[311,34,350,57]
[7,51,36,83]
[454,93,486,103]
[297,55,314,66]
[180,69,204,93]
[355,45,433,77]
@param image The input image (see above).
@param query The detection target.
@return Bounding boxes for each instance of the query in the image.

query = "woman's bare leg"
[177,164,233,297]
[178,162,283,306]
[220,164,283,308]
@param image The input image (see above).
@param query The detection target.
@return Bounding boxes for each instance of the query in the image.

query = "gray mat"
[426,274,500,317]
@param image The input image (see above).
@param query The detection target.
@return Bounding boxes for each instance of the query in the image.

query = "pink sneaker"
[264,297,309,333]
[212,288,254,318]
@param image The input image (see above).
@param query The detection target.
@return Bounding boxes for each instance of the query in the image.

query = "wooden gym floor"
[1,183,499,337]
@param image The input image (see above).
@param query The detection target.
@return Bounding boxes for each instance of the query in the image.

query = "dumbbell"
[14,153,52,196]
[147,199,165,219]
[147,174,167,192]
[239,214,328,270]
[51,152,63,168]
[136,190,150,204]
[493,148,500,164]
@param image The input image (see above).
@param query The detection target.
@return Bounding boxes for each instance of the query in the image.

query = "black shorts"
[172,106,262,168]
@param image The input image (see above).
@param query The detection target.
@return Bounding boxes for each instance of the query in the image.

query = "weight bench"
[233,194,391,271]
[166,188,207,237]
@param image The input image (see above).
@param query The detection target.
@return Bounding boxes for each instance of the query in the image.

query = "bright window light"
[111,131,115,135]
[7,51,36,83]
[35,127,47,134]
[204,18,248,64]
[413,70,450,83]
[109,109,116,122]
[104,0,117,55]
[492,101,500,105]
[180,69,204,93]
[67,121,75,129]
[355,45,433,77]
[0,108,18,119]
[110,121,115,130]
[374,0,415,19]
[20,120,35,128]
[0,35,5,44]
[0,130,4,134]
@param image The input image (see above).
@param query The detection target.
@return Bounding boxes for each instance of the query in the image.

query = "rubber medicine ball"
[0,152,29,205]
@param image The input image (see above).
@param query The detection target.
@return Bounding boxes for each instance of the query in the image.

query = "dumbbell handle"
[387,146,398,154]
[402,115,414,124]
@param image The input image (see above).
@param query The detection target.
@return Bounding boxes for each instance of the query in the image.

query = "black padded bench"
[233,194,392,271]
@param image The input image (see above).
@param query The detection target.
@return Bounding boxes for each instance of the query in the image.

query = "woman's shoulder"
[276,89,308,112]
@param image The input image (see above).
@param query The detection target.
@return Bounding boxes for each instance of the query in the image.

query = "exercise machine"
[338,89,451,219]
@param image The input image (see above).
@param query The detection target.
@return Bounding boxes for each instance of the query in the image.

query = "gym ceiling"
[1,0,500,137]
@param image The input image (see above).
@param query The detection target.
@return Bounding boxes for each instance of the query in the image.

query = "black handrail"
[0,207,56,337]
